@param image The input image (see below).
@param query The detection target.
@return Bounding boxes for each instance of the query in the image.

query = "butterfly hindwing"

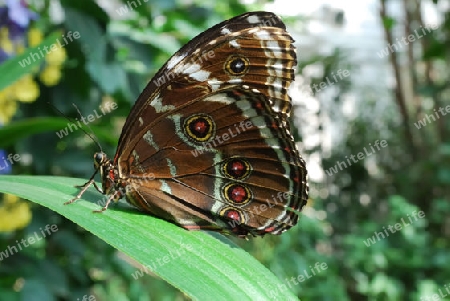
[119,85,307,236]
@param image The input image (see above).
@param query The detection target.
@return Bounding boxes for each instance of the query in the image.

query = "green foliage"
[0,175,298,301]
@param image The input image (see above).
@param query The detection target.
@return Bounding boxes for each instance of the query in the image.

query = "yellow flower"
[28,27,43,47]
[45,46,66,66]
[0,27,8,38]
[39,65,62,86]
[0,85,13,103]
[16,43,25,54]
[0,85,17,123]
[0,194,32,232]
[14,75,40,102]
[0,99,17,124]
[4,194,18,205]
[0,27,13,54]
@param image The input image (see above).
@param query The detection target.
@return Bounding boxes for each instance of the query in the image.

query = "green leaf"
[110,23,181,55]
[86,61,128,94]
[382,16,395,30]
[0,117,117,148]
[60,0,110,25]
[64,8,107,62]
[21,278,55,301]
[0,175,299,301]
[0,32,61,91]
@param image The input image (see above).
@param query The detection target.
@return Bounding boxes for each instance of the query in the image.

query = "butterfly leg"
[92,182,103,193]
[65,178,99,205]
[73,182,103,193]
[93,190,121,213]
[65,167,103,204]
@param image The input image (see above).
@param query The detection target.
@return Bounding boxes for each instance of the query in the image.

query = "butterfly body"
[68,12,308,238]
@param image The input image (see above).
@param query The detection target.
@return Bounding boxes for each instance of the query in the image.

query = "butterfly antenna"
[71,103,104,153]
[48,102,103,153]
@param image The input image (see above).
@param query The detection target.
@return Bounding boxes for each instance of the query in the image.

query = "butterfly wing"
[115,11,308,236]
[115,11,295,157]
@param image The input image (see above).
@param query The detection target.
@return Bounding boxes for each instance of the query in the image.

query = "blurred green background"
[0,0,449,300]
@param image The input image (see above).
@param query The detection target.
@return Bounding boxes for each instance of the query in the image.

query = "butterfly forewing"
[116,12,296,156]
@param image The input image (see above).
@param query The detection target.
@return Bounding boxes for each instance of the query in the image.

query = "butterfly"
[67,11,309,238]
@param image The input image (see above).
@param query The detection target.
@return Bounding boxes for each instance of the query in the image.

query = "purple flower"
[0,0,37,39]
[7,0,37,27]
[0,49,9,62]
[0,149,12,174]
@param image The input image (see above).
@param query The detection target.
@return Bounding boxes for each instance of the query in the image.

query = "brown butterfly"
[67,11,308,238]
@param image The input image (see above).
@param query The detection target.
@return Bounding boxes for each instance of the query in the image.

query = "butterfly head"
[93,152,117,195]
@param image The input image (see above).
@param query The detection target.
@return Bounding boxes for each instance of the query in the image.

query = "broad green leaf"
[0,175,299,301]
